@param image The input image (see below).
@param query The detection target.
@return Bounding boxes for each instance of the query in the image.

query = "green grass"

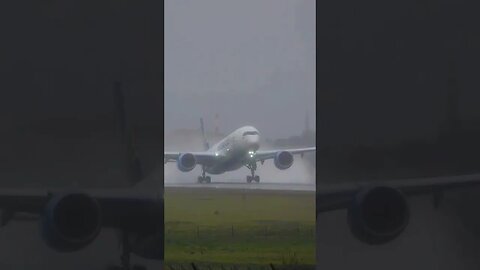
[164,188,315,268]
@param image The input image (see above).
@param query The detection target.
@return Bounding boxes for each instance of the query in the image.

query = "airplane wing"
[254,147,316,162]
[0,187,162,219]
[164,152,180,163]
[316,173,480,245]
[0,187,163,259]
[317,173,480,213]
[164,151,218,166]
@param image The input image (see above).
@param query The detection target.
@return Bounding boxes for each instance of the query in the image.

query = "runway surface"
[165,180,315,192]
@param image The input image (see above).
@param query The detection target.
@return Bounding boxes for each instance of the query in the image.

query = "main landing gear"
[197,167,211,184]
[107,232,146,270]
[245,162,260,183]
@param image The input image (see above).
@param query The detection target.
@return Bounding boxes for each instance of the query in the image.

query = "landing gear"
[246,175,260,183]
[245,162,260,183]
[120,232,131,270]
[197,167,211,184]
[106,232,147,270]
[198,176,211,183]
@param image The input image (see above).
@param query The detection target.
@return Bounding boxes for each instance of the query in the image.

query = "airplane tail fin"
[200,117,210,150]
[113,82,144,186]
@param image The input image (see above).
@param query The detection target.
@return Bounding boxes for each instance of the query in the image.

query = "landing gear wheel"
[245,162,258,184]
[198,176,211,184]
[198,166,211,184]
[106,230,146,270]
[109,232,133,270]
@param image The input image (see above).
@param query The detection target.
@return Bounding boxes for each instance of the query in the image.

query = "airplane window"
[242,131,259,136]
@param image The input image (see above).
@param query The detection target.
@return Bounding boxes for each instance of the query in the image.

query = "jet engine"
[347,186,410,245]
[177,153,197,172]
[41,193,102,252]
[274,151,294,170]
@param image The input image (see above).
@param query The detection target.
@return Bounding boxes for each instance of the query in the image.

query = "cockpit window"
[242,131,259,136]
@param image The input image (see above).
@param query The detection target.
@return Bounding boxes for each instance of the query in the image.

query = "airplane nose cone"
[248,136,260,151]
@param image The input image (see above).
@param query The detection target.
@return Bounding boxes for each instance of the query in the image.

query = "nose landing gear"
[245,162,260,183]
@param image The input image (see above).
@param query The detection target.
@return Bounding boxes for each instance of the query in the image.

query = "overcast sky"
[317,0,480,147]
[164,0,315,139]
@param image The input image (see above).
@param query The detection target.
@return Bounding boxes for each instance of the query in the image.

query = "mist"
[164,0,315,187]
[165,159,314,184]
[164,0,315,139]
[164,133,315,184]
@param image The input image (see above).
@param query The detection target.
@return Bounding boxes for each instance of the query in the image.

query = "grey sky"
[317,0,480,147]
[165,0,315,139]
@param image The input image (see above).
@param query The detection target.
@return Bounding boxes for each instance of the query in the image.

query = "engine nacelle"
[347,186,410,245]
[177,153,197,172]
[41,193,102,252]
[274,151,294,170]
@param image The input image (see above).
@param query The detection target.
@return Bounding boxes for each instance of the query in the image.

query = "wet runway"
[165,181,315,192]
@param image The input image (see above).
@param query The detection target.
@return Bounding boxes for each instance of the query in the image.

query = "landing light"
[215,152,219,156]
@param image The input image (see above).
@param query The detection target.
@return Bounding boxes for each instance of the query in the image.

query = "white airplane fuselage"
[205,126,260,174]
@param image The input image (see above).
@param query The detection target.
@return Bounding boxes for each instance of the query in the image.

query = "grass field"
[164,187,315,269]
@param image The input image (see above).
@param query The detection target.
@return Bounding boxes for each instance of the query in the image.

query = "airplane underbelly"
[206,154,243,174]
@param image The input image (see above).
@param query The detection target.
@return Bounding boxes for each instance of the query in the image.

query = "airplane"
[0,83,163,270]
[164,119,480,246]
[164,119,316,183]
